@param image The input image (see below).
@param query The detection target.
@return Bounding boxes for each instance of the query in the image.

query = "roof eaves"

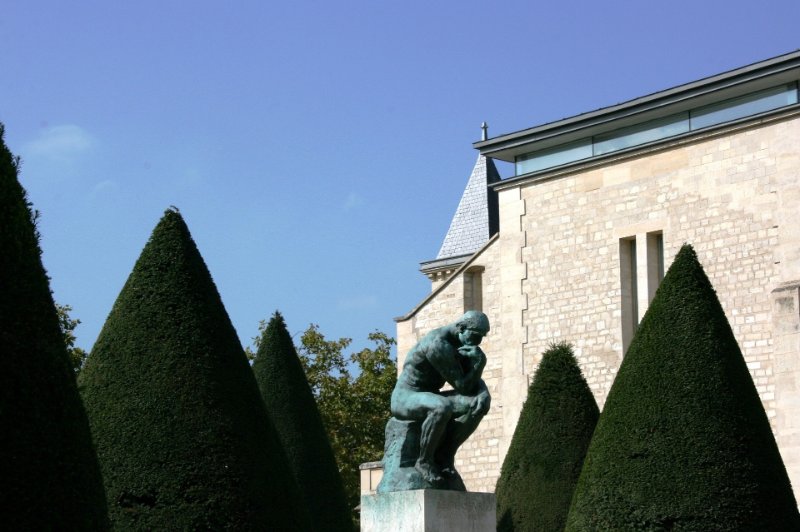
[489,104,800,192]
[420,253,474,274]
[475,50,800,159]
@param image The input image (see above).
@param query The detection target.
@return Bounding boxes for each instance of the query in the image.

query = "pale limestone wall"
[397,113,800,497]
[505,114,800,495]
[395,240,502,493]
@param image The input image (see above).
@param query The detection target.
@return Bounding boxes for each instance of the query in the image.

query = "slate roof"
[435,154,500,260]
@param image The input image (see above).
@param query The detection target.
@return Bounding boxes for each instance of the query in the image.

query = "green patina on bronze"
[378,311,491,492]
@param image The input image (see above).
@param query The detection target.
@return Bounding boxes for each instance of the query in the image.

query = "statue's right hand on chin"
[458,344,478,357]
[458,345,485,364]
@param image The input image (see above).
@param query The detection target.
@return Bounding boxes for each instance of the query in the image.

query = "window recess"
[620,231,665,353]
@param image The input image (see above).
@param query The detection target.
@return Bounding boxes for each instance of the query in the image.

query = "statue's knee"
[432,402,453,420]
[467,400,490,420]
[465,410,485,424]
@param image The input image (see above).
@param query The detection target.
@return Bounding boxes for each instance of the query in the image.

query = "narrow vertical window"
[464,267,484,312]
[621,230,665,354]
[646,231,665,302]
[656,233,665,281]
[620,238,638,353]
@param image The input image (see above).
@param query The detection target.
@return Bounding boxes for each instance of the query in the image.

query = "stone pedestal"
[361,490,496,532]
[377,417,467,492]
[377,418,426,492]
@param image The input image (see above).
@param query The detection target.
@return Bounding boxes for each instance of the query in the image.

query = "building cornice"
[419,253,474,282]
[491,104,800,192]
[475,50,800,164]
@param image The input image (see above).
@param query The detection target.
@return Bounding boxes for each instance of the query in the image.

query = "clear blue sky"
[2,1,798,354]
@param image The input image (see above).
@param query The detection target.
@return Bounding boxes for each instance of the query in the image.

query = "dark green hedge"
[253,312,353,531]
[566,244,800,531]
[79,210,308,530]
[496,342,599,532]
[0,124,108,529]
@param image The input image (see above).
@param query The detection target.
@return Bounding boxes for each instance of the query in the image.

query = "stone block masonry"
[513,117,800,490]
[398,114,800,499]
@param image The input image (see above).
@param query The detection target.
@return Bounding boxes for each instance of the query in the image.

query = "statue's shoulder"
[419,325,446,344]
[422,328,457,357]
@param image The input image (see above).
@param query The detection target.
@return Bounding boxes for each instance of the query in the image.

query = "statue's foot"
[435,456,456,478]
[441,467,466,491]
[440,465,457,478]
[415,460,443,484]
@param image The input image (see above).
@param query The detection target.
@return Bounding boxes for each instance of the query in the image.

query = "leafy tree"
[0,124,108,529]
[496,342,599,532]
[56,302,89,373]
[79,209,309,530]
[566,244,800,531]
[250,323,397,524]
[252,312,352,532]
[298,327,397,519]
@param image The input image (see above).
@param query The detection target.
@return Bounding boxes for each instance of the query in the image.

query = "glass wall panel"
[690,83,798,130]
[513,83,799,177]
[515,139,592,175]
[593,113,689,155]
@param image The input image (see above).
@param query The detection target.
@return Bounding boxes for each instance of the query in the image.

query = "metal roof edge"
[475,50,800,155]
[489,104,800,192]
[420,253,474,273]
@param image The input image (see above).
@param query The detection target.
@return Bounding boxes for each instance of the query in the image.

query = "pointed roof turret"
[436,153,500,259]
[420,150,500,282]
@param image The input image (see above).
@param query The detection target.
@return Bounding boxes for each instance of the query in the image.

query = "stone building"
[395,50,800,495]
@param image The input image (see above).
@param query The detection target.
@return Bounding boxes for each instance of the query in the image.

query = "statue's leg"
[416,397,453,483]
[435,396,486,478]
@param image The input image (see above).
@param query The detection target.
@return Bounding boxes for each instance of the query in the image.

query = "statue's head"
[455,310,490,346]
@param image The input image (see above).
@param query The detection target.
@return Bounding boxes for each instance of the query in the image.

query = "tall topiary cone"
[252,312,353,531]
[566,244,800,531]
[79,209,309,530]
[0,124,109,529]
[496,342,599,532]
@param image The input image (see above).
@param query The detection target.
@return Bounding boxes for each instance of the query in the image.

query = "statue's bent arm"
[427,338,485,395]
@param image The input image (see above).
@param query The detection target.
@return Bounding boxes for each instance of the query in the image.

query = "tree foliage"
[0,124,108,529]
[252,312,352,532]
[56,302,88,373]
[566,244,800,531]
[496,342,599,532]
[298,326,397,517]
[250,322,397,524]
[79,209,309,530]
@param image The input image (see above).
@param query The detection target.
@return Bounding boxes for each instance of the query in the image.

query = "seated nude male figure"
[390,310,491,489]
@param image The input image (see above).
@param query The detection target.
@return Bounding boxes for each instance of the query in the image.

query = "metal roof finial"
[480,122,488,141]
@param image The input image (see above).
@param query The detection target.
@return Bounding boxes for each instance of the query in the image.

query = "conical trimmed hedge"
[0,124,108,529]
[496,342,598,532]
[79,209,308,530]
[253,312,353,531]
[566,244,800,530]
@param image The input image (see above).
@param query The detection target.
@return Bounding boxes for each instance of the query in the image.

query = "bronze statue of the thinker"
[378,311,491,492]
